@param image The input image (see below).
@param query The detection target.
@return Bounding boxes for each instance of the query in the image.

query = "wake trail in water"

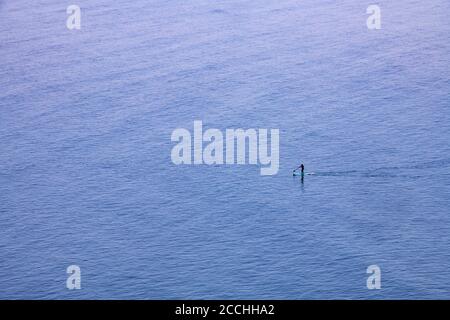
[303,158,450,179]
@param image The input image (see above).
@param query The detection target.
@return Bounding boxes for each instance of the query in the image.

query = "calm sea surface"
[1,0,450,299]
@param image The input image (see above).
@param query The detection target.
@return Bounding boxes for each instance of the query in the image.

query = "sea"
[1,0,450,299]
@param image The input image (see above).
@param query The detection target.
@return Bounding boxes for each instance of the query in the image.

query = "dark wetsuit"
[300,164,304,173]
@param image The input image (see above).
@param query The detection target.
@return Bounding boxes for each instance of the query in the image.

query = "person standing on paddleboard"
[294,164,304,174]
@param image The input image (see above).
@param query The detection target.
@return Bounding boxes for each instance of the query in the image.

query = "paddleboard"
[293,172,314,176]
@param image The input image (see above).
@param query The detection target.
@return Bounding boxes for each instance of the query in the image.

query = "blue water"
[1,0,450,299]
